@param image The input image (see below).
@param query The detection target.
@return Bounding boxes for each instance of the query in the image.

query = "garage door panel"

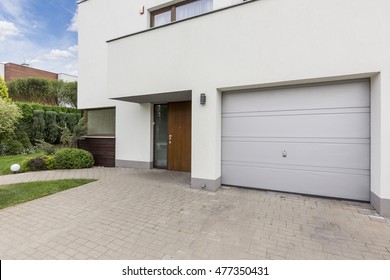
[222,164,370,201]
[222,140,370,170]
[222,112,370,139]
[223,81,370,113]
[221,80,370,201]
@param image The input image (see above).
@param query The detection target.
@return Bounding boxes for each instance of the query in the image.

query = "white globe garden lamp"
[10,164,21,173]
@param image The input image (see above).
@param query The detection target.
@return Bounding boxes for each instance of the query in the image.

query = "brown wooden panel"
[78,138,115,167]
[4,63,58,82]
[167,101,191,172]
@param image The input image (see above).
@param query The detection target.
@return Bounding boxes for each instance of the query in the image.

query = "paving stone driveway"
[0,167,390,260]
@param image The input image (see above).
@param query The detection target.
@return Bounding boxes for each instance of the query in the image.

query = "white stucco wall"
[79,0,390,212]
[0,63,4,80]
[78,0,243,109]
[58,73,78,82]
[105,0,390,202]
[78,0,245,166]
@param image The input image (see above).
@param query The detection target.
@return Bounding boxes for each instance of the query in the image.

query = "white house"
[0,63,4,80]
[78,0,390,217]
[58,73,78,83]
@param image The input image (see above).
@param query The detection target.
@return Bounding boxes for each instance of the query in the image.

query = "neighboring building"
[58,73,78,83]
[78,0,390,216]
[0,62,77,82]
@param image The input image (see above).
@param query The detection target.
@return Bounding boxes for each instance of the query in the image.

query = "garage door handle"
[282,149,287,157]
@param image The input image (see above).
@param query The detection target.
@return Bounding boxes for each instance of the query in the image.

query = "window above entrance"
[151,0,213,27]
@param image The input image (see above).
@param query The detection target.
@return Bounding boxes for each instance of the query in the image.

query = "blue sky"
[0,0,78,75]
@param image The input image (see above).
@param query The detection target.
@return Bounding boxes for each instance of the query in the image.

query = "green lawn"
[0,179,96,209]
[0,153,43,175]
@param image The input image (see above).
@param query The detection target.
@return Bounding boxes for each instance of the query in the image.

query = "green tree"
[63,81,77,108]
[32,110,45,141]
[0,98,22,139]
[7,78,78,107]
[60,118,88,148]
[7,78,53,104]
[0,76,11,102]
[50,80,77,108]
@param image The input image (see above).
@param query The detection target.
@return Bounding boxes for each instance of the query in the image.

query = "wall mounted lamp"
[200,93,206,105]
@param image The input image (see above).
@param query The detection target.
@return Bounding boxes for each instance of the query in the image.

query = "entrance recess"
[153,101,191,172]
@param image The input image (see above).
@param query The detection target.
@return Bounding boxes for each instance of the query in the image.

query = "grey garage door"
[222,80,370,201]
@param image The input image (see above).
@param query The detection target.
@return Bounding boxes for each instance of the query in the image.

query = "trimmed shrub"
[66,113,79,131]
[57,111,67,128]
[35,139,56,155]
[32,110,45,141]
[14,102,82,144]
[44,155,55,170]
[44,111,58,143]
[21,155,54,171]
[21,157,47,171]
[53,148,94,169]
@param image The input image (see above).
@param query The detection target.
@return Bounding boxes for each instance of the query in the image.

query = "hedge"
[7,78,78,107]
[15,102,82,145]
[44,111,59,144]
[32,110,45,141]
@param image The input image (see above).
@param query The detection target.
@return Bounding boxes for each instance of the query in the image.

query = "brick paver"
[0,167,390,259]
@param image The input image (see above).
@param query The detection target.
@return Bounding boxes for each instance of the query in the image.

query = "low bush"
[21,155,55,172]
[15,130,32,149]
[21,157,46,171]
[35,139,56,155]
[44,155,55,170]
[0,138,25,156]
[53,148,94,169]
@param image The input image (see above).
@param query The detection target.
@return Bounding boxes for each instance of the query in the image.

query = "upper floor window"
[151,0,213,28]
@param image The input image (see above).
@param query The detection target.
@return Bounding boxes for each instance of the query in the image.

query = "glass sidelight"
[153,104,168,168]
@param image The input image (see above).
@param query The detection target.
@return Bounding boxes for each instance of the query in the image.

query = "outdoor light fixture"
[200,93,206,105]
[10,163,20,173]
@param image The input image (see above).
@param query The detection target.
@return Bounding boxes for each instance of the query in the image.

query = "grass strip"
[0,153,43,175]
[0,179,96,209]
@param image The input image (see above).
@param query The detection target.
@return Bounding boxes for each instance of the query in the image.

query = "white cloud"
[68,45,78,53]
[0,20,21,40]
[46,45,78,60]
[67,9,78,32]
[0,0,23,19]
[22,45,79,75]
[0,0,30,28]
[0,1,79,75]
[46,49,74,59]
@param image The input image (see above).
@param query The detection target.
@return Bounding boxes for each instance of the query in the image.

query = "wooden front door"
[167,101,191,172]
